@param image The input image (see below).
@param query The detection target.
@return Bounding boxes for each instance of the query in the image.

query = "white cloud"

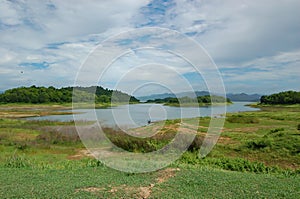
[0,0,149,90]
[0,0,299,94]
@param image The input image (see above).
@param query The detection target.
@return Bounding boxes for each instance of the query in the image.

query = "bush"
[298,124,300,130]
[188,134,204,151]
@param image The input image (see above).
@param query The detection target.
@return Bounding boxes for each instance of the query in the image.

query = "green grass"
[151,167,300,199]
[0,162,156,198]
[0,164,299,198]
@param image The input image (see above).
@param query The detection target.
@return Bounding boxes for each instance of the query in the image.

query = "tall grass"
[103,127,175,152]
[4,154,32,168]
[177,152,299,175]
[227,115,259,124]
[36,126,81,145]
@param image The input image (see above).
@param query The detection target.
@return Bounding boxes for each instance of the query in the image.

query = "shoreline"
[0,101,258,121]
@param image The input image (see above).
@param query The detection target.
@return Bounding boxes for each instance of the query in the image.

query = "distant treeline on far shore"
[0,86,139,104]
[0,86,299,106]
[146,95,232,105]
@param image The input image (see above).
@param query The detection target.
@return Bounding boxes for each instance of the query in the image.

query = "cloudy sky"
[0,0,299,95]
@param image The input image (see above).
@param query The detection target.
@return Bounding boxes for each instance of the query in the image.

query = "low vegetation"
[0,103,299,198]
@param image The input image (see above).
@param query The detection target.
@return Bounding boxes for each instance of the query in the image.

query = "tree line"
[0,86,139,104]
[260,91,300,105]
[146,95,231,104]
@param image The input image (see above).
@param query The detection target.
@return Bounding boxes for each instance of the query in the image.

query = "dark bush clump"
[245,139,272,150]
[269,128,284,134]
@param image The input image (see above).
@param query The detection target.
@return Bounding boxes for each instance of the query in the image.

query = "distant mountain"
[137,93,176,102]
[177,91,210,98]
[138,91,261,102]
[226,93,261,102]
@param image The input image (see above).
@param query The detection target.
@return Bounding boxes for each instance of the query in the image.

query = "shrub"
[298,124,300,130]
[188,134,204,151]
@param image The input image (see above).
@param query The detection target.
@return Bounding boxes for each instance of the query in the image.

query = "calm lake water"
[28,102,259,128]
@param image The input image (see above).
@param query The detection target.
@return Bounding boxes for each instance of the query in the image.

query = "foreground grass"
[0,163,299,198]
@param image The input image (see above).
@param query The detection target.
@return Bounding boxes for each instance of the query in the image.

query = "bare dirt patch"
[217,136,236,144]
[68,149,93,160]
[0,104,72,119]
[227,127,261,133]
[75,187,105,193]
[156,168,180,184]
[75,167,180,198]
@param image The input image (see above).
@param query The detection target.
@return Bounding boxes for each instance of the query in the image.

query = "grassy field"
[0,104,299,198]
[1,165,299,198]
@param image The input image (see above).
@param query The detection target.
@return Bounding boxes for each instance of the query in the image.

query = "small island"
[145,95,232,107]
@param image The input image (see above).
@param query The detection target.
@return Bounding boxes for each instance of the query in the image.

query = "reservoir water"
[28,102,259,128]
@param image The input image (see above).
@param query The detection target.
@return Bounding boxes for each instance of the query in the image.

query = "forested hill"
[0,86,139,104]
[260,91,300,105]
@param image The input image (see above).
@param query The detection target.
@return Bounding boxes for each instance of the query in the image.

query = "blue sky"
[0,0,299,95]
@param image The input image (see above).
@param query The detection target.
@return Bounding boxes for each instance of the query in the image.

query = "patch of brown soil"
[75,187,105,193]
[217,136,236,144]
[227,127,260,133]
[138,186,152,199]
[0,112,40,118]
[75,167,180,198]
[156,168,180,184]
[128,124,164,138]
[67,149,93,160]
